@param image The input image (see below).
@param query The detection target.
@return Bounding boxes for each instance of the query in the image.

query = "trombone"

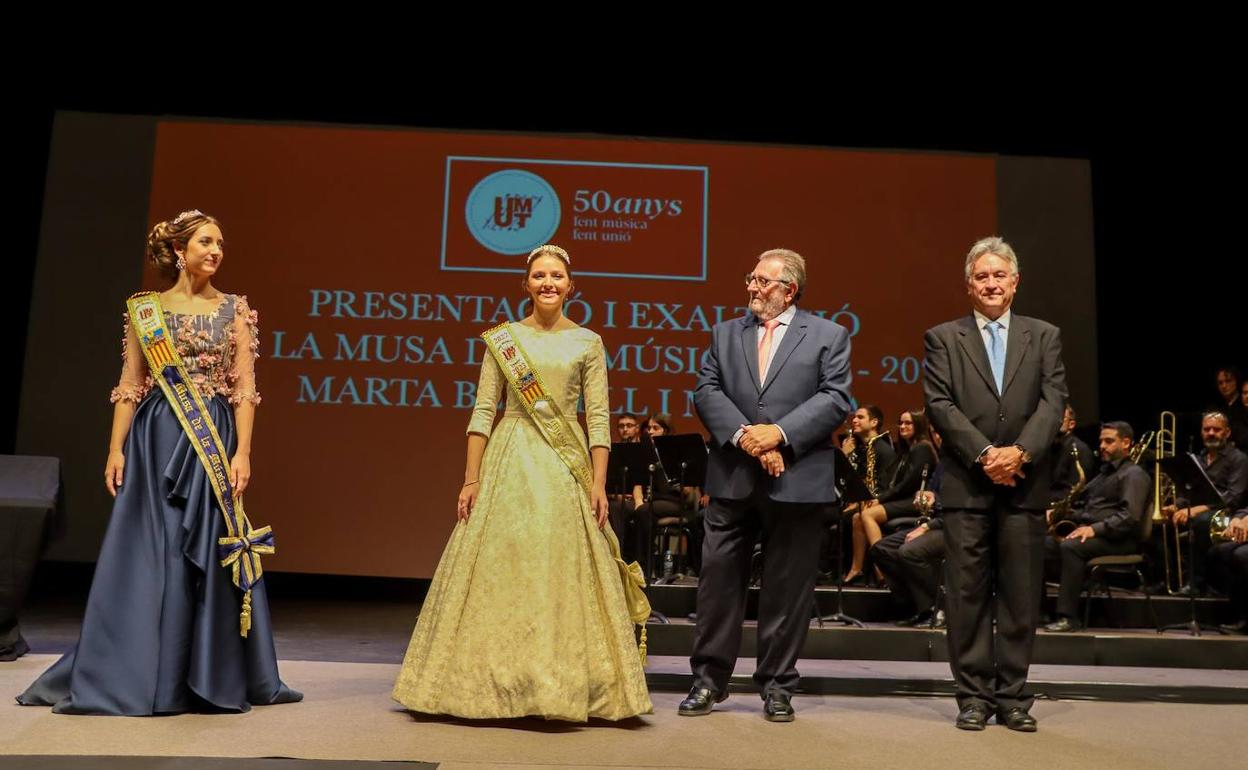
[1153,411,1184,594]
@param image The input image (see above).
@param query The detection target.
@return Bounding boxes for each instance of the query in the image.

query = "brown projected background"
[19,113,1097,578]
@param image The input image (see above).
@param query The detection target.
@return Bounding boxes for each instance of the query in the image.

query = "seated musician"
[845,409,938,585]
[871,428,948,627]
[1209,506,1248,634]
[1043,421,1150,632]
[1162,412,1248,596]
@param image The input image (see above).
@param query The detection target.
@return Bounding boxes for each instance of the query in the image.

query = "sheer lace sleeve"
[228,295,262,406]
[109,312,152,404]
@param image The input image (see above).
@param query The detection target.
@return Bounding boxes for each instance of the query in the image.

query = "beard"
[750,294,786,321]
[1205,436,1227,452]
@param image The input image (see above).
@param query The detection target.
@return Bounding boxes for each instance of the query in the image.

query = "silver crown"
[526,244,570,264]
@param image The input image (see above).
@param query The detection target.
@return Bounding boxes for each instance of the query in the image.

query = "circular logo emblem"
[465,169,561,255]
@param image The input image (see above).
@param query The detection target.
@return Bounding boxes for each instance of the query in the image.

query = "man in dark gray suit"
[679,248,852,722]
[923,236,1067,732]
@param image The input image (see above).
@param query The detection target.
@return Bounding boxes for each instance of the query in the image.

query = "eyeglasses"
[744,273,788,289]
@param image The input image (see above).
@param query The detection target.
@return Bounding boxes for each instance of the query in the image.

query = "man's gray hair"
[1202,411,1230,427]
[964,236,1020,280]
[758,248,806,300]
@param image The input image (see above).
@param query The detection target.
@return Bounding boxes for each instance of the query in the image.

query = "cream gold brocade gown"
[392,323,652,721]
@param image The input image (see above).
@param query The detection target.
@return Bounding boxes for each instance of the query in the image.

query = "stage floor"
[6,590,1248,767]
[3,655,1247,770]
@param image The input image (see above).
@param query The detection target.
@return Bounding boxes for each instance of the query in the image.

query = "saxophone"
[1048,442,1086,537]
[914,464,934,518]
[864,431,890,496]
[1129,430,1155,464]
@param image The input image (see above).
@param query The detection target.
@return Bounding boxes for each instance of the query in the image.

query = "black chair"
[653,516,691,580]
[1080,504,1159,631]
[651,487,700,582]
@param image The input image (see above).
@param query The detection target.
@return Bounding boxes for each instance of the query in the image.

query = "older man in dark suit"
[923,236,1067,732]
[679,248,852,722]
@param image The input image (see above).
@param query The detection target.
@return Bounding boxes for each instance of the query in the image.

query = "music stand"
[1158,453,1229,637]
[615,439,678,623]
[607,441,653,598]
[652,435,708,495]
[607,442,651,496]
[651,435,709,585]
[816,448,874,628]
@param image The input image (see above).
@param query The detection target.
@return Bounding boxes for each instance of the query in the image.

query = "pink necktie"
[758,319,780,385]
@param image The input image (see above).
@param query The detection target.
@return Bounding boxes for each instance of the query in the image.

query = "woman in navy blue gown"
[17,210,301,715]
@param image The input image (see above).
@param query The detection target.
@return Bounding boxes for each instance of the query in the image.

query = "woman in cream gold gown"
[392,245,651,722]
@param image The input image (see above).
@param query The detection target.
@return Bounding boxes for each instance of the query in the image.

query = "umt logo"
[464,168,561,255]
[489,194,542,230]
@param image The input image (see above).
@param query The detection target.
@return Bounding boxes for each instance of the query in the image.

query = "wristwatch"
[1013,444,1032,463]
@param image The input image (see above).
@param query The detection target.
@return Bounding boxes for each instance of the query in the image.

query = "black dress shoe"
[1219,619,1248,635]
[678,686,726,716]
[763,691,795,722]
[1174,584,1205,598]
[997,707,1038,732]
[955,704,990,731]
[895,610,932,627]
[931,609,947,629]
[0,635,30,662]
[1044,617,1082,633]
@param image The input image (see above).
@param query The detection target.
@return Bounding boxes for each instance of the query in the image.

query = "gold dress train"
[392,323,652,721]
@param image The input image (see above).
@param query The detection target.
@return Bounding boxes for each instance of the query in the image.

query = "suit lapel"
[739,316,762,394]
[1002,316,1030,397]
[760,311,808,395]
[956,315,999,400]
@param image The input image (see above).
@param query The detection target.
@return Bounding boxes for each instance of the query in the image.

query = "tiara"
[172,209,206,225]
[526,244,570,264]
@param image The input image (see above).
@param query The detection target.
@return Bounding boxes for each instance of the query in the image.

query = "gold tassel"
[240,590,253,638]
[638,625,647,667]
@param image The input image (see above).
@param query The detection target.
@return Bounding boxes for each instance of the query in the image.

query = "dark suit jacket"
[923,313,1068,510]
[695,309,852,503]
